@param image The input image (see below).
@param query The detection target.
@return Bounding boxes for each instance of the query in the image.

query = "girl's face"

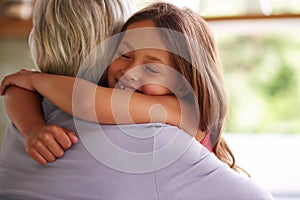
[107,20,180,96]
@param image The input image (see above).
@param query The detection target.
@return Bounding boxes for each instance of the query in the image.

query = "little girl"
[2,2,235,172]
[1,2,276,199]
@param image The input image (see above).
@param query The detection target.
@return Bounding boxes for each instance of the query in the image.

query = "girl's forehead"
[122,21,168,51]
[126,19,156,30]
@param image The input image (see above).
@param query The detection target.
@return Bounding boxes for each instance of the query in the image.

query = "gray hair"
[29,0,136,77]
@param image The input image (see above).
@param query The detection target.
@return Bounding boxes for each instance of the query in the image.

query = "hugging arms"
[1,1,235,170]
[0,2,276,200]
[0,52,198,165]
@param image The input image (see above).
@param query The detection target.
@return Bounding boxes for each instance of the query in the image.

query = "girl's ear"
[175,82,189,97]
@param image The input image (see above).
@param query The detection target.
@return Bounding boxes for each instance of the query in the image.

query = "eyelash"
[145,65,159,74]
[118,52,130,59]
[116,51,159,74]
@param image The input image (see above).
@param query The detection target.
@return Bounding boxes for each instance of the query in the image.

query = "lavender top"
[0,99,274,200]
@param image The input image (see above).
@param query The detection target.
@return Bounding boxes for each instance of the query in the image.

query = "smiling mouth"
[116,81,136,92]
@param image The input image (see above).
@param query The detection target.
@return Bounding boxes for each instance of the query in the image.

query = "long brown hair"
[121,2,242,173]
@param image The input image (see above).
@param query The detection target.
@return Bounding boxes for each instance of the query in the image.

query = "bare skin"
[0,20,204,165]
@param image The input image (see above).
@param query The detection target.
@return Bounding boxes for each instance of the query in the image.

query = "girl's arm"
[4,86,44,138]
[1,71,199,136]
[4,86,78,165]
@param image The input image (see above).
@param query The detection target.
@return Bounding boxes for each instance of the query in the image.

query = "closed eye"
[145,65,159,74]
[118,52,130,59]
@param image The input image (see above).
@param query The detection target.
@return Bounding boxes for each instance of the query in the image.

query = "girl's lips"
[116,81,136,92]
[116,80,143,93]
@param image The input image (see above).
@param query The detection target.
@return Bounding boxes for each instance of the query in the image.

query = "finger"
[65,130,78,144]
[0,83,10,95]
[34,140,56,162]
[26,147,47,165]
[68,132,78,144]
[52,127,73,150]
[22,68,38,72]
[0,77,11,95]
[0,85,5,95]
[43,134,65,158]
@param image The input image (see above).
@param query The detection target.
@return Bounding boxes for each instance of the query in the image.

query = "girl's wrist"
[21,121,46,140]
[30,72,43,91]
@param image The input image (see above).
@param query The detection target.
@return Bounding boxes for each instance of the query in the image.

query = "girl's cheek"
[111,58,129,70]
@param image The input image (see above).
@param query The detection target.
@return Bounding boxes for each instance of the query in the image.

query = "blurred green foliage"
[217,33,300,133]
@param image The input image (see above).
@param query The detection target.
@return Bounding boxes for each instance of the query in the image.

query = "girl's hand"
[25,124,78,165]
[0,69,39,95]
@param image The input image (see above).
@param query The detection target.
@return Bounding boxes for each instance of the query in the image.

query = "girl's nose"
[121,67,141,82]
